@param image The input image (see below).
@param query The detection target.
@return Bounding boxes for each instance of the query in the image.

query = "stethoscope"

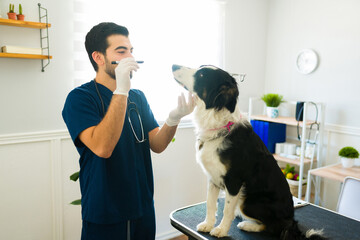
[93,79,146,143]
[296,102,319,144]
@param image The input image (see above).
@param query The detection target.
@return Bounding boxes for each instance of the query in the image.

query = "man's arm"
[148,124,177,153]
[78,57,139,158]
[79,95,127,158]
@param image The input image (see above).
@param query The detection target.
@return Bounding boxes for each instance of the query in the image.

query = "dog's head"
[172,64,239,113]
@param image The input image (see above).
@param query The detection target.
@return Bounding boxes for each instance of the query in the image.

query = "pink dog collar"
[210,121,235,132]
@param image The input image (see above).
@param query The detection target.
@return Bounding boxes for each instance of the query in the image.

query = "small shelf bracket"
[38,3,50,72]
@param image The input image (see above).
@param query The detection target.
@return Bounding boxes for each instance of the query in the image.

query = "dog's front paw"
[237,221,265,232]
[210,226,228,238]
[197,221,214,233]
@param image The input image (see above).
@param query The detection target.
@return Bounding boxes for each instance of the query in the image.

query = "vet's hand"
[113,57,139,96]
[166,92,195,126]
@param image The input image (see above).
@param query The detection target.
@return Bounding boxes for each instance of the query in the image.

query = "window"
[73,0,224,122]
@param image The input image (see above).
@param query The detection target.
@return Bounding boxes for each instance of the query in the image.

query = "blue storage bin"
[250,120,286,153]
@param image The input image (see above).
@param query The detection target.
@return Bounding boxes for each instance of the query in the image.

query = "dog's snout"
[172,64,181,72]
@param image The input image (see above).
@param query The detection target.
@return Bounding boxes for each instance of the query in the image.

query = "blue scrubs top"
[62,80,159,224]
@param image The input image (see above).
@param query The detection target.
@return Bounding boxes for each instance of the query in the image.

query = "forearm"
[150,123,178,153]
[80,94,127,158]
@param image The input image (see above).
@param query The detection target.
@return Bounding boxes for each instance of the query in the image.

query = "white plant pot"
[355,158,360,167]
[340,157,355,168]
[266,107,279,118]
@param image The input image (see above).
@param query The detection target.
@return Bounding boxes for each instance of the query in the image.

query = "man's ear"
[92,51,105,66]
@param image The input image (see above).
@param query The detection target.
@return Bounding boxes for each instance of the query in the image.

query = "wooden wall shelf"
[250,115,314,127]
[0,4,51,71]
[273,154,316,165]
[0,18,51,29]
[0,53,52,60]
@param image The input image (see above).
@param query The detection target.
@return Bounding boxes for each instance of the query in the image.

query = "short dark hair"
[85,22,129,72]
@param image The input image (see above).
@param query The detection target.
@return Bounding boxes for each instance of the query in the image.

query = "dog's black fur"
[193,66,239,113]
[221,122,297,236]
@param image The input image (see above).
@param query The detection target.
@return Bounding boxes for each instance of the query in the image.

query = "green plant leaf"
[9,4,15,13]
[70,171,80,181]
[70,199,81,205]
[339,146,359,158]
[284,164,295,175]
[261,93,284,107]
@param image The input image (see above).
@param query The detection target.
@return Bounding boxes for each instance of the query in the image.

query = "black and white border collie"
[172,64,326,240]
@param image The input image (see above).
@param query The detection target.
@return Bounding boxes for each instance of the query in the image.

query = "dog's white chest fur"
[196,136,227,189]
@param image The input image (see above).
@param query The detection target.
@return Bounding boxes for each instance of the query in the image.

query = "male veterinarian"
[62,22,195,240]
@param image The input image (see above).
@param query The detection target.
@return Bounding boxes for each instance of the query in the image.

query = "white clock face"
[296,49,318,74]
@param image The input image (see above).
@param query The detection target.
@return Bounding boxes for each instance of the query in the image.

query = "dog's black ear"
[212,84,239,113]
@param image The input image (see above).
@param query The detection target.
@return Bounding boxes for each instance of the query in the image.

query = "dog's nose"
[172,64,181,72]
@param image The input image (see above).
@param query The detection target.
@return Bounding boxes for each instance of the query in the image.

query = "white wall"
[0,0,74,134]
[224,0,270,111]
[265,0,360,128]
[263,0,360,209]
[152,128,207,238]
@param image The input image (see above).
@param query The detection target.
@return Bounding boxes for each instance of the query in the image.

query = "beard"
[104,57,132,80]
[104,57,116,80]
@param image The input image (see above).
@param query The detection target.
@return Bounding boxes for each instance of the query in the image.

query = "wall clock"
[296,49,318,74]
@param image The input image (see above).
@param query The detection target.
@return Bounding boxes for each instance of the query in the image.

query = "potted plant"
[339,146,359,168]
[261,93,284,118]
[7,4,16,20]
[17,4,25,21]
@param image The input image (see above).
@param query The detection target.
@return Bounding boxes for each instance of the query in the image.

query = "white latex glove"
[166,92,196,126]
[113,57,139,96]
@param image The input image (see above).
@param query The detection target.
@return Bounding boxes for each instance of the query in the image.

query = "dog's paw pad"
[210,226,228,238]
[237,221,264,232]
[197,221,213,232]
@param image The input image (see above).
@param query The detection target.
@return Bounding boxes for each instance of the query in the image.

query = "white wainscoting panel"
[0,140,54,240]
[0,131,81,240]
[61,138,82,240]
